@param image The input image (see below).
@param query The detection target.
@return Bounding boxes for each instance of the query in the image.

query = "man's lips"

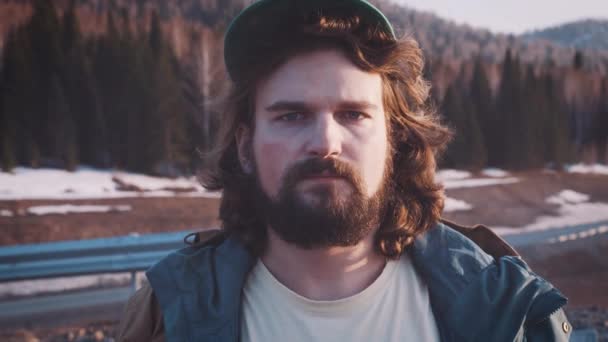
[302,170,342,179]
[300,174,345,182]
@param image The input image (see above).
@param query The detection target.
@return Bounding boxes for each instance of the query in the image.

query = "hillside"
[1,0,607,73]
[374,1,608,74]
[523,19,608,52]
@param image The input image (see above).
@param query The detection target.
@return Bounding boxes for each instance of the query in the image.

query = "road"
[1,220,607,329]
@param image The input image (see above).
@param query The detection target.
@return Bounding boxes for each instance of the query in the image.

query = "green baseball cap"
[224,0,396,82]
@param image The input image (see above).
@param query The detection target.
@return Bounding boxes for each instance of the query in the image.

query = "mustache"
[281,158,362,189]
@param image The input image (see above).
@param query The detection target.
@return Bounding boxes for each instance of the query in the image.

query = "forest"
[0,0,607,175]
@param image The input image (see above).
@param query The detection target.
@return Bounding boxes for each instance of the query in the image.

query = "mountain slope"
[523,19,608,52]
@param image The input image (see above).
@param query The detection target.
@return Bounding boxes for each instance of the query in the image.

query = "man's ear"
[235,125,253,174]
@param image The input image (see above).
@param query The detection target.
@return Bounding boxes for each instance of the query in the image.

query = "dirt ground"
[0,197,220,246]
[443,170,608,227]
[1,170,608,340]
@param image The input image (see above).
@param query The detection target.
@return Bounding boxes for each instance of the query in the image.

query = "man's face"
[243,49,391,248]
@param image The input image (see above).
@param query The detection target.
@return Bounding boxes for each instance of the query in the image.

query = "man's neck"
[261,229,386,301]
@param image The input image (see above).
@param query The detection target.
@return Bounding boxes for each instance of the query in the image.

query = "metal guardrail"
[0,225,604,338]
[571,328,599,342]
[0,230,193,285]
[2,220,608,284]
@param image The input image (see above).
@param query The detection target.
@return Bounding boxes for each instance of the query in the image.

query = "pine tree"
[470,56,495,166]
[594,79,608,163]
[48,75,78,170]
[0,71,15,172]
[496,49,524,169]
[518,65,541,168]
[1,28,40,167]
[441,78,486,170]
[543,74,572,168]
[132,11,192,175]
[61,0,107,168]
[27,0,66,163]
[94,10,127,169]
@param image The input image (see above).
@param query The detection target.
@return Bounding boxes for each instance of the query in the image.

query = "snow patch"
[482,168,510,178]
[443,197,473,212]
[435,169,472,182]
[546,190,590,206]
[0,209,13,217]
[26,204,132,216]
[494,202,608,235]
[436,169,519,189]
[442,177,520,189]
[0,167,221,200]
[567,163,608,175]
[494,189,608,235]
[114,172,199,191]
[0,273,145,298]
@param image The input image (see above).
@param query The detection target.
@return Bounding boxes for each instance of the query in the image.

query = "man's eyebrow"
[265,101,313,112]
[265,100,379,112]
[336,100,379,111]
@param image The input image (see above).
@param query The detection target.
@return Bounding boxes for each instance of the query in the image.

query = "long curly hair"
[201,8,452,258]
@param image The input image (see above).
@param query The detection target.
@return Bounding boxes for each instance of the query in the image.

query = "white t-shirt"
[240,254,440,342]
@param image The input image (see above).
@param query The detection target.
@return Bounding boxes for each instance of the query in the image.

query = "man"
[118,1,571,341]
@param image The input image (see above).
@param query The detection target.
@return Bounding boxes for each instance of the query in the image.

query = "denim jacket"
[119,221,571,342]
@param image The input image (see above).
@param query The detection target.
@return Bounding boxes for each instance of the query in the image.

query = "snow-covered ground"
[442,177,520,189]
[0,167,220,200]
[436,168,519,190]
[443,197,473,212]
[546,190,589,206]
[26,204,132,216]
[0,167,518,201]
[494,189,608,235]
[481,168,510,178]
[567,163,608,175]
[0,272,145,298]
[436,169,472,181]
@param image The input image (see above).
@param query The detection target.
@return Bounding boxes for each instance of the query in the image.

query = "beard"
[252,157,392,249]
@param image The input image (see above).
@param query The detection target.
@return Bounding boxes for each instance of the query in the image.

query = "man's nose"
[305,113,343,158]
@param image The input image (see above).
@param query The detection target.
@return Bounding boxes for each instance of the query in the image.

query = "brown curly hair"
[201,8,452,258]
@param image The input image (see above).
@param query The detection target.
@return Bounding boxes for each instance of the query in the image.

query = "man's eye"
[278,112,305,122]
[340,111,366,121]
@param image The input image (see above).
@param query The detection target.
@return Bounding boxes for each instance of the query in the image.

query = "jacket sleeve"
[116,283,165,342]
[525,308,572,342]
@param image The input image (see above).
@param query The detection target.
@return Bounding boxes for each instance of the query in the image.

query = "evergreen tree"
[48,75,78,170]
[594,79,608,163]
[94,10,128,169]
[27,0,68,164]
[496,49,524,169]
[62,0,107,167]
[441,78,486,170]
[519,65,542,168]
[1,29,40,167]
[470,56,495,166]
[0,69,15,172]
[543,74,572,168]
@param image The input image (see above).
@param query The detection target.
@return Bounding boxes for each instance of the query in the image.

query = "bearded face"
[237,49,392,250]
[252,157,393,249]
